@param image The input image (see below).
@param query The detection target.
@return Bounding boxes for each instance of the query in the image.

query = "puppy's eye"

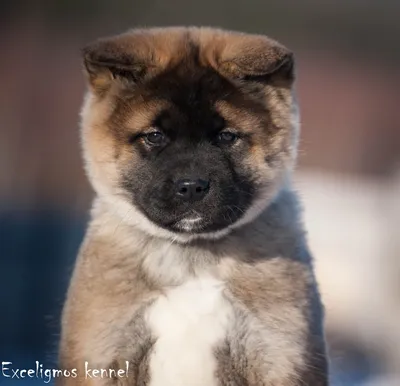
[216,131,238,145]
[144,131,166,146]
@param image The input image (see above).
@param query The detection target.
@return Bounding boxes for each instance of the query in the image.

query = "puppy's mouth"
[172,212,208,233]
[167,205,244,234]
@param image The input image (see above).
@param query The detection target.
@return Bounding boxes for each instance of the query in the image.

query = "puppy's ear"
[217,35,294,83]
[82,38,149,95]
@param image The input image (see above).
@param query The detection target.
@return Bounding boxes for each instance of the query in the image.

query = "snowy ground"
[296,169,400,385]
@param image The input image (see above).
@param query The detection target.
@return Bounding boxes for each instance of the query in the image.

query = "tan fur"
[57,27,328,385]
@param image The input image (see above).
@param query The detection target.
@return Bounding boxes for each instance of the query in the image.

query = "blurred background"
[0,1,399,385]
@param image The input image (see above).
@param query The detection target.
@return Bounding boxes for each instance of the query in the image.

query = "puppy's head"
[81,27,299,241]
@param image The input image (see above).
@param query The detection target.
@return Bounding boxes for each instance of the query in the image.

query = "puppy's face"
[81,27,298,241]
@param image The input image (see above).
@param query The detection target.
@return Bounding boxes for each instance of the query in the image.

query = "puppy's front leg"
[57,319,153,386]
[57,274,155,385]
[217,333,328,386]
[220,258,329,386]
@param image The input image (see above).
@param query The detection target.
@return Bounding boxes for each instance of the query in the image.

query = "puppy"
[57,27,329,385]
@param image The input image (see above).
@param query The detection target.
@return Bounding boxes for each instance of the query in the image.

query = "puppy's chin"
[101,193,232,243]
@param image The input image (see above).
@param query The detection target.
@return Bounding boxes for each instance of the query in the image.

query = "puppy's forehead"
[119,66,233,132]
[120,70,260,135]
[118,67,265,135]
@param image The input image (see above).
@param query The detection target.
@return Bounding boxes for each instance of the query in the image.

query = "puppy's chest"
[145,276,233,386]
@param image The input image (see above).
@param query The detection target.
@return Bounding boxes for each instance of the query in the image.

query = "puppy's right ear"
[82,38,147,95]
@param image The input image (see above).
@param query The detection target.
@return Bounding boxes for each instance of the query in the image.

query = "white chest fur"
[146,276,233,386]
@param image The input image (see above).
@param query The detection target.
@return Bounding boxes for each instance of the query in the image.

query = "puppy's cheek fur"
[223,145,292,231]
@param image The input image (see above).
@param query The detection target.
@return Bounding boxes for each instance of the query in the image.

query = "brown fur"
[57,27,328,385]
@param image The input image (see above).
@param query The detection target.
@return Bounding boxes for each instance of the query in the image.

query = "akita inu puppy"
[58,27,329,386]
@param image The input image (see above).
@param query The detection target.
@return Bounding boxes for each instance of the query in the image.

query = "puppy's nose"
[175,179,210,201]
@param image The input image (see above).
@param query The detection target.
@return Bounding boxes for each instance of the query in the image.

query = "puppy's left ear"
[217,34,294,84]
